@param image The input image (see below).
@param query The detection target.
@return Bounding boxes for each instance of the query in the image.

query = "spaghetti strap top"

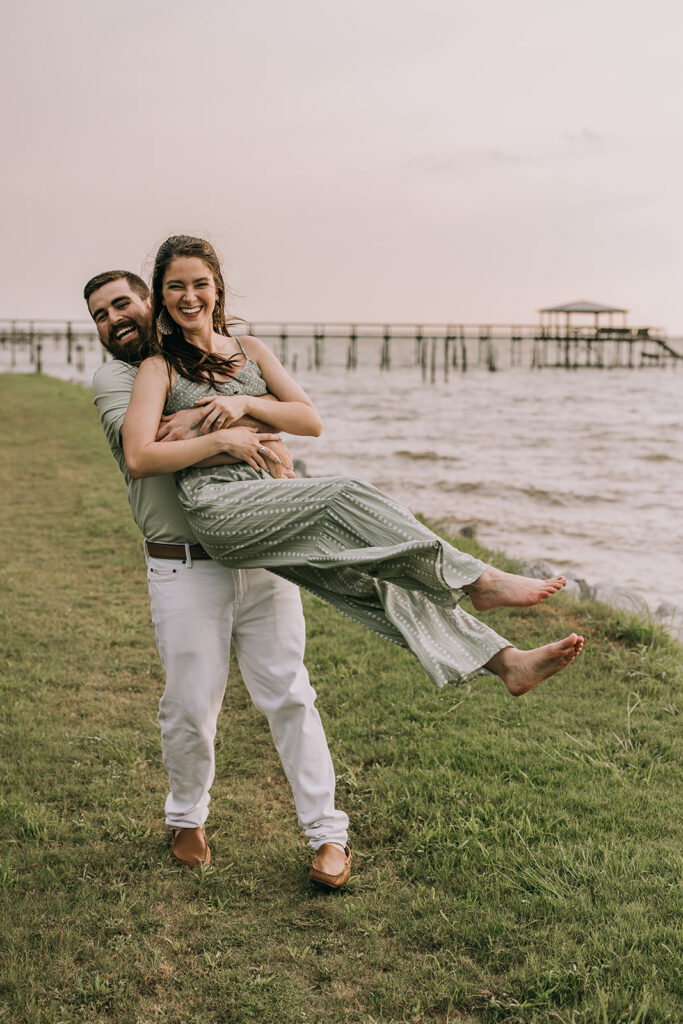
[234,336,248,358]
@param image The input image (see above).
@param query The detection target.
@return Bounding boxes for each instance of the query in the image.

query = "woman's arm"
[122,357,280,478]
[194,337,323,437]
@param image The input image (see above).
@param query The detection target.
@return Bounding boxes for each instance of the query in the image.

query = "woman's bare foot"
[486,634,584,696]
[464,567,567,612]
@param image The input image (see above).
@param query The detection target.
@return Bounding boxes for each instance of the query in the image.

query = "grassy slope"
[0,373,680,1024]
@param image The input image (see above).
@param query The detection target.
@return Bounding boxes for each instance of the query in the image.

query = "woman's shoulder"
[137,354,174,389]
[138,354,172,375]
[139,353,168,370]
[236,335,281,371]
[236,334,268,358]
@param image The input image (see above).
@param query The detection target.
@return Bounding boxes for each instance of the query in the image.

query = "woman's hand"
[216,426,283,473]
[194,395,250,433]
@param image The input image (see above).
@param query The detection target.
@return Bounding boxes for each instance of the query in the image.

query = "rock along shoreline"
[517,557,682,646]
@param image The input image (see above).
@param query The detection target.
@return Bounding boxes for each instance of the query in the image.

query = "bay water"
[291,364,682,613]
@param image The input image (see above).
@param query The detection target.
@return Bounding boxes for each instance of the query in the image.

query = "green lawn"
[0,373,680,1024]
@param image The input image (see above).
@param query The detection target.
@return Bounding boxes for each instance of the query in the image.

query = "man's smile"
[113,321,139,342]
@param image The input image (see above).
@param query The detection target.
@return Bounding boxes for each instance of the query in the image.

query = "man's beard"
[104,320,153,364]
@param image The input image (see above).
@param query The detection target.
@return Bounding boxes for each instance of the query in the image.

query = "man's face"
[87,280,152,363]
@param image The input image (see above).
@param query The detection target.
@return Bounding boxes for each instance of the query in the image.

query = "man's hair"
[83,270,149,305]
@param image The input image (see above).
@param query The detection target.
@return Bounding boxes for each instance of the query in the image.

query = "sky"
[2,0,683,331]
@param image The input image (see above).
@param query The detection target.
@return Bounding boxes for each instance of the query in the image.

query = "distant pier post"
[313,326,324,369]
[478,326,491,368]
[448,326,458,369]
[347,324,358,369]
[380,325,391,369]
[66,322,73,364]
[279,324,288,367]
[511,328,521,366]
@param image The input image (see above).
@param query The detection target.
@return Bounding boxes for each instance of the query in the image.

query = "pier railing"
[0,318,678,378]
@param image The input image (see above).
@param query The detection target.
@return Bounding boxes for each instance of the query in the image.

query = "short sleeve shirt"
[91,360,198,544]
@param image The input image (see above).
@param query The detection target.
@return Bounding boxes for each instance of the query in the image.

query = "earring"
[157,307,175,335]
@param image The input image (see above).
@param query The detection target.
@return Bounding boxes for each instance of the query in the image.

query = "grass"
[0,372,681,1024]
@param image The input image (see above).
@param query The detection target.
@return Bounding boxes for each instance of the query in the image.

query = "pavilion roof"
[539,300,628,314]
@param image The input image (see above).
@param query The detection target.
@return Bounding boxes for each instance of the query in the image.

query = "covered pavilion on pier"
[538,299,629,335]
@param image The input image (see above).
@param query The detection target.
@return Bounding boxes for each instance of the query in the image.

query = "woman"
[123,235,583,693]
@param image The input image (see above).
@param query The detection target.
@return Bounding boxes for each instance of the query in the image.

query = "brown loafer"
[171,826,211,867]
[309,843,351,889]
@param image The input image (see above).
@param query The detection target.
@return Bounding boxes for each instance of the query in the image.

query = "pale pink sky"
[3,0,683,331]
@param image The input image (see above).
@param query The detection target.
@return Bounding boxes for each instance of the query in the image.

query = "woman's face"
[162,256,218,332]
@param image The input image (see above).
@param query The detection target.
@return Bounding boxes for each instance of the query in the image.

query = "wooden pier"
[0,300,679,378]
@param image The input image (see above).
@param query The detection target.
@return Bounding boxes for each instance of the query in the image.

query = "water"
[290,365,683,613]
[3,341,681,611]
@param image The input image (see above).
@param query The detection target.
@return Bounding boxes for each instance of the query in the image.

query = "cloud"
[405,148,519,178]
[562,127,607,146]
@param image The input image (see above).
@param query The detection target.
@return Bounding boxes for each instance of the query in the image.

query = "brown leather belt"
[145,542,211,560]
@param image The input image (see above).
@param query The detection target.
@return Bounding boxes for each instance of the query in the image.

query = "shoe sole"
[309,848,352,888]
[172,849,211,867]
[309,866,351,888]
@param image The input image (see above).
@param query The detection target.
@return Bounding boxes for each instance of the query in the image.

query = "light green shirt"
[92,360,198,544]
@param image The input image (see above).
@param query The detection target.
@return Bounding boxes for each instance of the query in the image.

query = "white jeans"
[145,554,349,850]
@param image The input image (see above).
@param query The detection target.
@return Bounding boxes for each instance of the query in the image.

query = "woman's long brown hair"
[151,235,245,386]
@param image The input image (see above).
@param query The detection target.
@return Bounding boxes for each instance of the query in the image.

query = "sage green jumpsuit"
[166,352,509,689]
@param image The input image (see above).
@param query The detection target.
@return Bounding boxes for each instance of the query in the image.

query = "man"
[85,269,351,888]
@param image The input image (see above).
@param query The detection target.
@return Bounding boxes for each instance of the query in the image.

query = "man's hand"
[196,438,296,475]
[262,440,296,479]
[215,426,283,473]
[156,408,203,442]
[193,394,250,432]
